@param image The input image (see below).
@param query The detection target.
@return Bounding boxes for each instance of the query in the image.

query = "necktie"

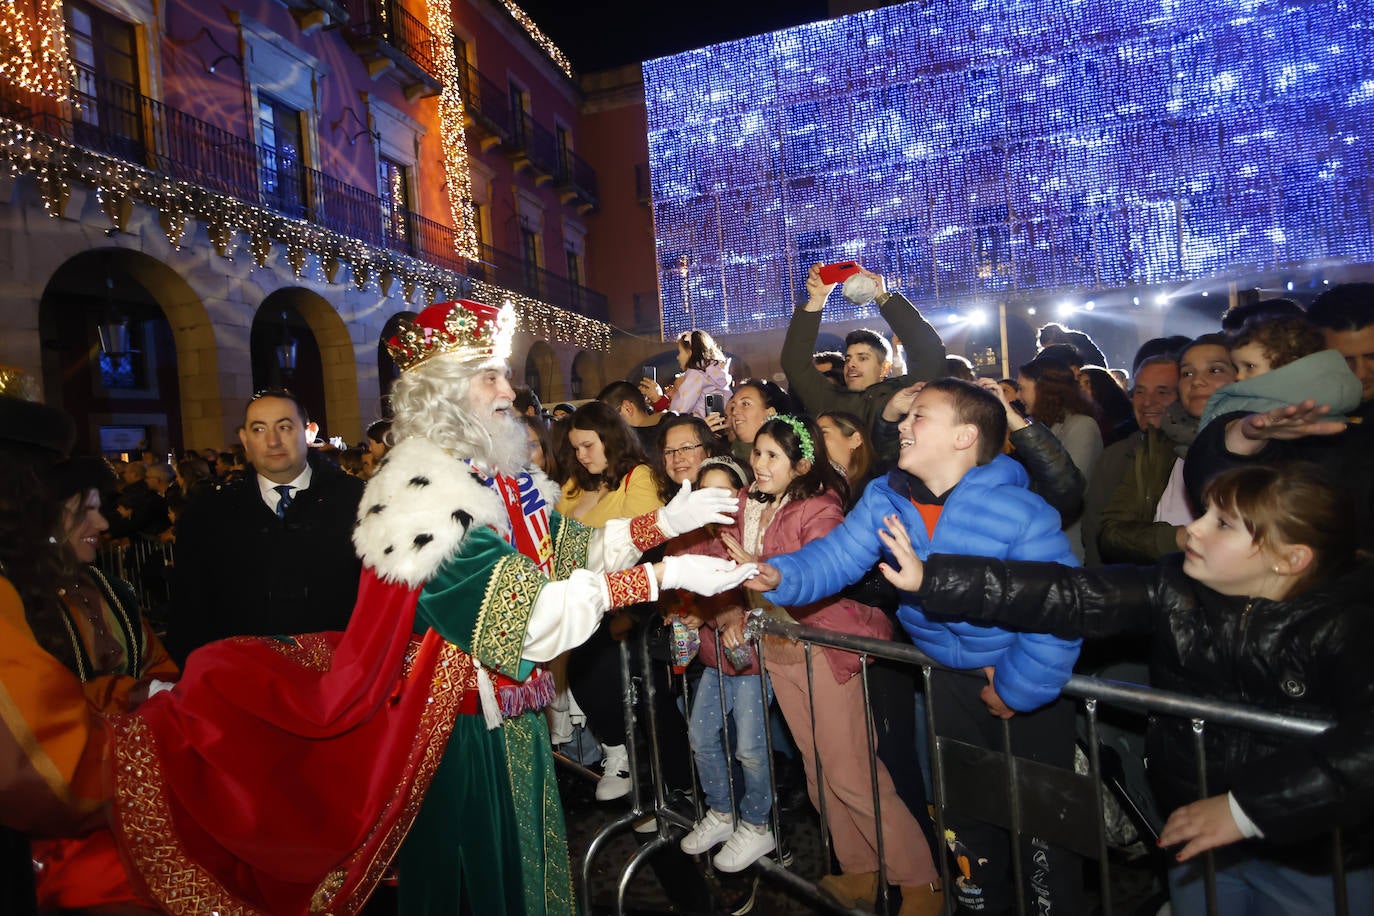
[274,484,294,519]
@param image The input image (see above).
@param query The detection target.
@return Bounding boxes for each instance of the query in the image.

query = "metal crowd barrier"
[570,614,1349,916]
[95,538,175,626]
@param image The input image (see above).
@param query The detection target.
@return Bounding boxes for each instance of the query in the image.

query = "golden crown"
[386,299,517,373]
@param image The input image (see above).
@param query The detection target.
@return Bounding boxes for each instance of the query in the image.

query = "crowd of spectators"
[4,269,1373,916]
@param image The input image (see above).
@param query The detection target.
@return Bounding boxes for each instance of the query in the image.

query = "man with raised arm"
[781,263,946,460]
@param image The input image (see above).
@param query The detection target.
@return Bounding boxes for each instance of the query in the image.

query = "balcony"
[1,74,609,321]
[458,60,596,211]
[342,0,441,101]
[508,110,559,184]
[275,0,350,33]
[457,61,512,151]
[555,147,598,213]
[468,244,609,323]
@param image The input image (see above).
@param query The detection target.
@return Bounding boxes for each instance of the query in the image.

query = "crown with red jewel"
[386,299,517,373]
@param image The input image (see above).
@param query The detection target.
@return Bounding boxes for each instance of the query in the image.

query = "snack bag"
[669,615,700,669]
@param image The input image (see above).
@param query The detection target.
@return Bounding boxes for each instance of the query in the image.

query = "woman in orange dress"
[0,411,178,914]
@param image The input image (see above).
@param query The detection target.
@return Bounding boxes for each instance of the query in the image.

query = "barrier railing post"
[678,665,705,826]
[859,655,891,914]
[802,640,834,873]
[711,627,741,829]
[754,620,790,872]
[1000,716,1028,916]
[922,665,954,915]
[1083,698,1113,916]
[1191,718,1217,915]
[578,639,645,916]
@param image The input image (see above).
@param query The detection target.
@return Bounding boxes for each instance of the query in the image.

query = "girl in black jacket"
[875,462,1374,916]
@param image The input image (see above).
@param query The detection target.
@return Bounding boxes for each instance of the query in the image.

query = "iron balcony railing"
[557,144,598,206]
[4,71,610,318]
[342,0,440,82]
[458,60,514,142]
[457,59,597,207]
[511,107,561,178]
[469,244,609,322]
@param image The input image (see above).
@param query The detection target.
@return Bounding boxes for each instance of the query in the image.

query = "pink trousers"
[766,655,938,885]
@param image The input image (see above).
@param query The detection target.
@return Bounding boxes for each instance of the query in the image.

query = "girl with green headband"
[693,415,942,908]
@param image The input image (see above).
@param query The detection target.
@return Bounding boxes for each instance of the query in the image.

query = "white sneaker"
[595,744,631,801]
[679,809,734,855]
[712,823,775,873]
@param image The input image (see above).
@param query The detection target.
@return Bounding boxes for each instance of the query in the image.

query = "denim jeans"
[1169,848,1374,916]
[688,666,773,827]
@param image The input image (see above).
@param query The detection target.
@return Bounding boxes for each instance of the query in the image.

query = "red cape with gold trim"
[104,567,468,915]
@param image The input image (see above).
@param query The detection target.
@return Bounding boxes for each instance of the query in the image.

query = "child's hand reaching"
[979,667,1016,719]
[721,532,782,591]
[1158,795,1245,861]
[876,514,926,592]
[717,607,747,648]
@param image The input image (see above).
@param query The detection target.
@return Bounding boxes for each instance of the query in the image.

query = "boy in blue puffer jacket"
[747,378,1081,915]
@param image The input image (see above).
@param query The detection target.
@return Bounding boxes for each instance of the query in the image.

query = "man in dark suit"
[167,389,364,664]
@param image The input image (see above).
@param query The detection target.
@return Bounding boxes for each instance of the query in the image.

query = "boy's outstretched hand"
[1158,795,1245,861]
[876,514,926,592]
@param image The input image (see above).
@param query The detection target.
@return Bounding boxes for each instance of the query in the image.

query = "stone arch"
[254,288,361,443]
[523,340,561,403]
[570,350,603,401]
[37,246,222,453]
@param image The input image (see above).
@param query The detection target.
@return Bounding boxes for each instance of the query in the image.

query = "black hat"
[0,396,77,459]
[44,456,115,503]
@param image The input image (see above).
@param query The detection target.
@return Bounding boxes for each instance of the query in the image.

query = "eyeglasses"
[663,443,705,459]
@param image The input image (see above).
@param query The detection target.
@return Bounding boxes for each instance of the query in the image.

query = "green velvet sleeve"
[548,511,593,581]
[415,527,548,681]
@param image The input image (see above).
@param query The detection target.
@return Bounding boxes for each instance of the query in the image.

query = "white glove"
[657,480,739,538]
[660,555,759,595]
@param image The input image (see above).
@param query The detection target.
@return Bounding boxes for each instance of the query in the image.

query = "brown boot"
[898,882,945,916]
[817,871,879,908]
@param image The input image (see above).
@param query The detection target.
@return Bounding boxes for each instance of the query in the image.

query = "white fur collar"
[353,438,516,587]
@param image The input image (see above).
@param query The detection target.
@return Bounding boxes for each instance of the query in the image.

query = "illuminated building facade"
[0,0,610,452]
[644,0,1374,347]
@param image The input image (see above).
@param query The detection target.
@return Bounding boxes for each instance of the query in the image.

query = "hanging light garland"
[0,0,74,101]
[0,116,611,351]
[423,0,479,261]
[496,1,574,80]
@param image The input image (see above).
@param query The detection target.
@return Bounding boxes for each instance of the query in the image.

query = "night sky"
[514,0,831,73]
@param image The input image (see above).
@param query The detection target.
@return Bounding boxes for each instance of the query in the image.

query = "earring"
[1272,565,1281,575]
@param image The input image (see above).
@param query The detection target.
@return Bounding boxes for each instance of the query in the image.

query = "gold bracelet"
[874,291,893,307]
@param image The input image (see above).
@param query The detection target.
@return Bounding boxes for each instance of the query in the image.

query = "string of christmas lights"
[0,116,611,351]
[496,1,574,80]
[0,0,74,101]
[423,0,480,261]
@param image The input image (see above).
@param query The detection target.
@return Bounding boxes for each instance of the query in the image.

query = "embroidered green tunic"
[396,517,592,916]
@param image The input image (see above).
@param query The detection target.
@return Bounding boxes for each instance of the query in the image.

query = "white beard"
[470,409,529,478]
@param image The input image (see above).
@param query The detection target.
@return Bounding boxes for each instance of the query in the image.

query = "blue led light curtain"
[643,0,1374,336]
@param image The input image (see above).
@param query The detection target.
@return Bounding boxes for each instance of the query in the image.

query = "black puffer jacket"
[916,553,1374,868]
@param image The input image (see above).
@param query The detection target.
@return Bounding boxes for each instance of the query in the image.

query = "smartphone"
[705,393,725,416]
[818,261,862,284]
